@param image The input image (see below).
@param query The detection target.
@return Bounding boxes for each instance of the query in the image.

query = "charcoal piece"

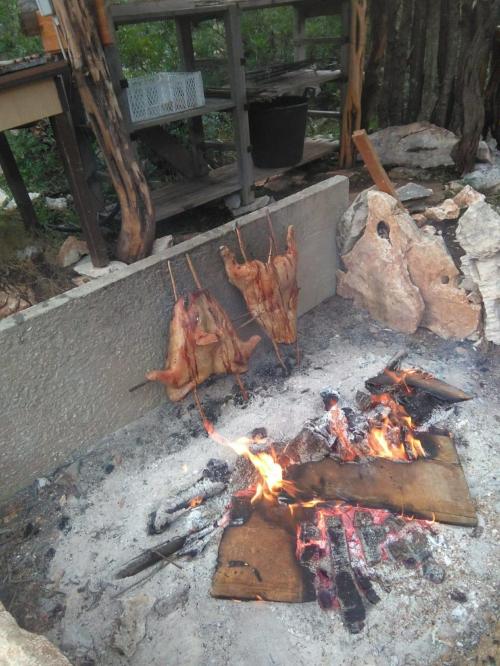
[406,530,432,563]
[202,459,231,483]
[450,589,467,602]
[387,538,418,568]
[382,515,406,533]
[398,391,444,424]
[299,522,321,543]
[229,494,253,525]
[250,427,268,440]
[353,569,381,605]
[320,387,339,410]
[354,511,386,565]
[355,390,372,411]
[422,557,445,583]
[365,370,472,403]
[317,587,335,610]
[326,516,366,632]
[282,427,330,464]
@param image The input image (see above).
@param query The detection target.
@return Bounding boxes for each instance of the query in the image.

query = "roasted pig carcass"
[220,225,298,344]
[146,290,261,401]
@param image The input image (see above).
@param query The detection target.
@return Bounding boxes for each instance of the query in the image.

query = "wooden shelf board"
[129,97,234,132]
[246,68,343,97]
[112,0,305,24]
[152,138,336,222]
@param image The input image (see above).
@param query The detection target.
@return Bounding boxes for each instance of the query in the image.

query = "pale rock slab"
[111,592,154,658]
[337,191,481,338]
[337,192,425,333]
[396,182,433,201]
[337,186,374,255]
[369,122,491,169]
[423,198,460,222]
[406,226,481,339]
[457,201,500,343]
[0,601,70,665]
[73,256,127,278]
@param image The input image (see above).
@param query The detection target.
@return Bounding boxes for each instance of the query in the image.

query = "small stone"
[36,477,49,489]
[57,235,89,267]
[422,557,445,583]
[423,199,460,222]
[396,182,433,202]
[450,589,468,603]
[451,605,468,623]
[151,235,174,255]
[453,185,485,208]
[229,195,272,218]
[15,245,42,261]
[45,196,68,210]
[112,593,154,658]
[73,256,127,279]
[412,213,427,227]
[0,187,8,207]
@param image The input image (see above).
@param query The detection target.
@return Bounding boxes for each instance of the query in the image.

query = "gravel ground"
[1,296,499,666]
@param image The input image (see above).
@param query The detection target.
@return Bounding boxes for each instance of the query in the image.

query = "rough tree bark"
[361,0,388,128]
[451,0,500,173]
[484,26,500,146]
[339,0,367,168]
[418,0,441,121]
[406,0,425,122]
[450,0,474,135]
[389,0,413,125]
[433,0,460,128]
[377,0,398,127]
[52,0,155,263]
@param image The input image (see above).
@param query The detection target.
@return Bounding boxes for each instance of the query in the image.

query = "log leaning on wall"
[52,0,155,263]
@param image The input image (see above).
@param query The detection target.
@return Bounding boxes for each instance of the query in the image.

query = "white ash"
[2,297,499,665]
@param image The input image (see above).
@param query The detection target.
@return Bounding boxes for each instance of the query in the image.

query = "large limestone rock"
[406,227,480,339]
[337,182,432,256]
[337,191,481,338]
[337,193,425,334]
[457,201,500,344]
[369,122,489,169]
[0,602,70,665]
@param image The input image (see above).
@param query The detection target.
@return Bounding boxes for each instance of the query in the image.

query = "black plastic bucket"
[248,96,308,168]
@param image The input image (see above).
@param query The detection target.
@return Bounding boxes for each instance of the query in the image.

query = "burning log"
[149,478,227,534]
[220,218,299,369]
[366,368,473,403]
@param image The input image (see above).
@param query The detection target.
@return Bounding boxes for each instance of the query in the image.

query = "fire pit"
[0,297,498,665]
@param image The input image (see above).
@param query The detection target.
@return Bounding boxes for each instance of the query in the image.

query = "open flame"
[203,369,426,507]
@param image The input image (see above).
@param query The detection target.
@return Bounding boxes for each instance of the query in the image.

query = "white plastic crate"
[127,72,205,123]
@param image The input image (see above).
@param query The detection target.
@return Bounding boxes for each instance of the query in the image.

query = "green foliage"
[0,0,41,59]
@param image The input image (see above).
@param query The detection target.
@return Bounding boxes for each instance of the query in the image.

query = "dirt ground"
[1,296,499,666]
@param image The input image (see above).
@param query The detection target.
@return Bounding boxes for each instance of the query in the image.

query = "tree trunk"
[52,0,155,263]
[377,0,398,127]
[361,0,388,128]
[450,0,474,135]
[432,0,460,128]
[451,0,500,173]
[339,0,368,168]
[389,0,413,125]
[406,0,425,122]
[418,0,441,120]
[484,26,500,146]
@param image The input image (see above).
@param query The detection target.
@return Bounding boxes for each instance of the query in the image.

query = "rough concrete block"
[0,176,348,500]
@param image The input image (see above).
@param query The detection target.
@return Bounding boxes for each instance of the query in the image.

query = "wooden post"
[224,5,254,206]
[0,131,38,232]
[352,130,400,201]
[51,77,108,267]
[175,16,209,177]
[339,0,367,168]
[52,0,155,264]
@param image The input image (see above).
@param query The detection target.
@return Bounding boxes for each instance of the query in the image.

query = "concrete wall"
[0,176,348,499]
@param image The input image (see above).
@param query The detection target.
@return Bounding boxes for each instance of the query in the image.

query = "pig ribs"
[146,290,261,402]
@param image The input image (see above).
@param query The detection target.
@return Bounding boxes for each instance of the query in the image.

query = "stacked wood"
[52,0,155,263]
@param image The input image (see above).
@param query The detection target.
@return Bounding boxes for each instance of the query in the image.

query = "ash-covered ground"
[1,296,499,666]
